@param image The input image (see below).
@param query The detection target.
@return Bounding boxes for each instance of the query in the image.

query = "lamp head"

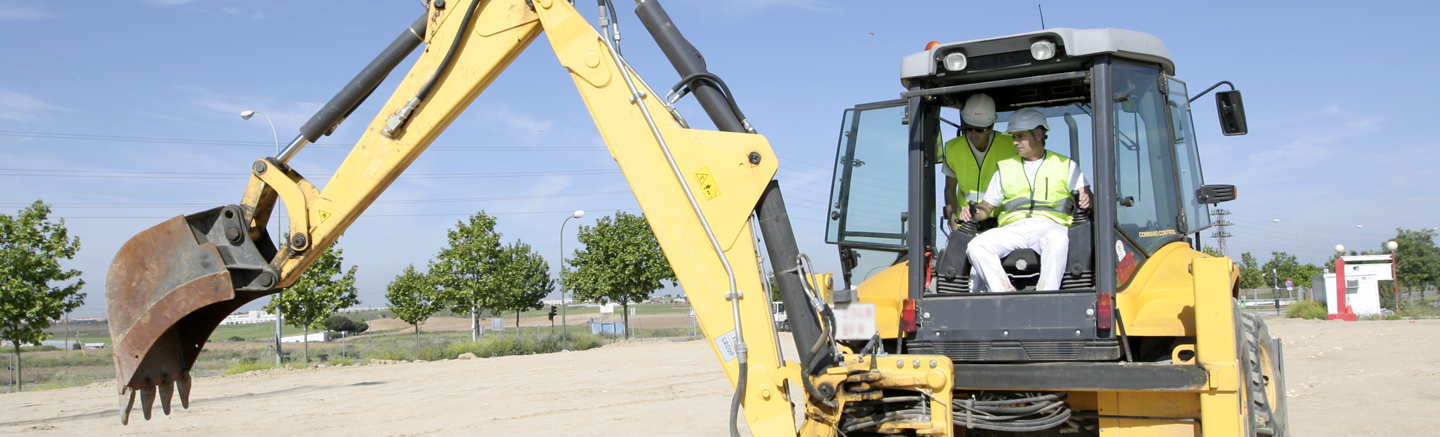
[572,210,585,219]
[1386,241,1399,251]
[240,111,255,120]
[1273,219,1280,223]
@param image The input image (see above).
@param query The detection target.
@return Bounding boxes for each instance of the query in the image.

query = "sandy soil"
[2,317,1436,436]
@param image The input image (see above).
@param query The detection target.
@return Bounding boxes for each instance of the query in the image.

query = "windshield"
[1112,62,1182,255]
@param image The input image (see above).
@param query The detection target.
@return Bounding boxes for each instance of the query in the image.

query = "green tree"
[568,212,676,339]
[265,243,359,363]
[767,272,781,303]
[0,201,84,391]
[1391,228,1440,300]
[431,212,504,341]
[1200,246,1222,258]
[386,264,441,349]
[1259,251,1321,297]
[492,241,552,331]
[1237,252,1266,289]
[324,315,368,334]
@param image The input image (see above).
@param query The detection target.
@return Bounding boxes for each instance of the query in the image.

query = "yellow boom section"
[240,0,798,433]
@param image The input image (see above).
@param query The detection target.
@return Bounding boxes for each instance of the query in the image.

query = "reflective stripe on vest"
[943,132,1016,205]
[995,151,1074,227]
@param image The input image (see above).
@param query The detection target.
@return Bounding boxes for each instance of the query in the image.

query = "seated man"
[959,108,1091,292]
[941,93,1016,233]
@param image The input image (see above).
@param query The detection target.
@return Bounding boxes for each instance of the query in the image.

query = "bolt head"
[748,152,762,165]
[252,161,268,175]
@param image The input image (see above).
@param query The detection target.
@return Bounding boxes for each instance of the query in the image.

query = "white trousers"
[967,218,1069,292]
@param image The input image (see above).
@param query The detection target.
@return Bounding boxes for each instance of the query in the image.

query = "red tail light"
[1096,292,1113,332]
[901,298,918,333]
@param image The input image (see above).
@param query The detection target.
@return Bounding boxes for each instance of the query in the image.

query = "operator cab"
[826,28,1242,362]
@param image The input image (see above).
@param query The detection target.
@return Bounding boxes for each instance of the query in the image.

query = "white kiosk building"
[1310,255,1393,320]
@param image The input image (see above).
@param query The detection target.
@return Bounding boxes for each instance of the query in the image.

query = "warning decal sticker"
[694,167,721,200]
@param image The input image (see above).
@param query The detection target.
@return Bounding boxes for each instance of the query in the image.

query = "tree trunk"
[515,311,522,339]
[471,307,479,342]
[303,326,309,364]
[622,302,630,340]
[415,323,421,355]
[13,341,20,392]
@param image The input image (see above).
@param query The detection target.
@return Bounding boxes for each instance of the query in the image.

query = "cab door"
[826,100,909,286]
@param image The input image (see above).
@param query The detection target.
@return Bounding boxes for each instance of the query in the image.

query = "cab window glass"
[1165,77,1212,233]
[827,104,909,248]
[1112,63,1181,254]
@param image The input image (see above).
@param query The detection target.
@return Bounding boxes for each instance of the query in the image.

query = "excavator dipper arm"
[104,0,955,434]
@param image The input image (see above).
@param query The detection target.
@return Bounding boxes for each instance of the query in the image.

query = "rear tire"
[1238,309,1288,436]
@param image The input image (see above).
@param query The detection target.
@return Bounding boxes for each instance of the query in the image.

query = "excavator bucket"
[105,206,279,424]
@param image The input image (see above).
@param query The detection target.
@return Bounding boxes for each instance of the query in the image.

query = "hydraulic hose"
[729,364,746,437]
[382,0,485,138]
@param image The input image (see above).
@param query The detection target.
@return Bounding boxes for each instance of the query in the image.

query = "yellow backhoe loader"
[102,0,1285,435]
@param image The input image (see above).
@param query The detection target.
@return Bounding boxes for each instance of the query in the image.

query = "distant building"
[280,332,330,343]
[220,310,276,326]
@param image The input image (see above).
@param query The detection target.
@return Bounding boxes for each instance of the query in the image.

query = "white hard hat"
[961,94,996,127]
[1005,108,1049,133]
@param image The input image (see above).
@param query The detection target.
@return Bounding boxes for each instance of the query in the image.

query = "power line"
[0,190,635,209]
[0,168,621,180]
[0,130,607,152]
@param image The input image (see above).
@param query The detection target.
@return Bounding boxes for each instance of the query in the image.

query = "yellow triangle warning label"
[694,167,720,200]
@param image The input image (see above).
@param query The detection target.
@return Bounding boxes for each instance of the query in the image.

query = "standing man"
[942,93,1016,232]
[959,108,1090,292]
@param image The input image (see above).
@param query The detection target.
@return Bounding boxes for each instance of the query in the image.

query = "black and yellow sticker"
[694,167,720,200]
[318,210,332,224]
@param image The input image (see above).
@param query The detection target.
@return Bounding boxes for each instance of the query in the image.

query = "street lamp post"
[559,210,584,349]
[1273,219,1300,260]
[242,110,284,366]
[1387,240,1400,312]
[1357,224,1383,251]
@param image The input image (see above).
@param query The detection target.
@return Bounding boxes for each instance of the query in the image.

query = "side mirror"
[1216,91,1247,136]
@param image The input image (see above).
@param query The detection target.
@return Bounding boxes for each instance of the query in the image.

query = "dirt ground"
[2,316,1436,436]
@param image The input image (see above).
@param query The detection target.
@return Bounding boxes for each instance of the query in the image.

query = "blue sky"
[2,0,1435,318]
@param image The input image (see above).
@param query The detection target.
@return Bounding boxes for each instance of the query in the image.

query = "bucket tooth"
[177,373,192,409]
[119,389,136,425]
[140,385,156,421]
[159,379,175,416]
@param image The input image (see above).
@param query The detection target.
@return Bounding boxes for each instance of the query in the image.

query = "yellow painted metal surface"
[1191,257,1243,436]
[530,1,795,434]
[260,0,544,286]
[852,261,906,339]
[1115,242,1206,337]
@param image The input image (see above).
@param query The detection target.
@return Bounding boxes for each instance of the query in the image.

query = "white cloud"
[177,86,322,132]
[0,2,52,20]
[221,6,238,15]
[476,104,555,146]
[0,88,67,122]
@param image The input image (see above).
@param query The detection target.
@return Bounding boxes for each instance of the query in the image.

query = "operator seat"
[934,201,1093,293]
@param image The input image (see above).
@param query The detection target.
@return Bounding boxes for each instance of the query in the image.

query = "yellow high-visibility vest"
[995,151,1075,227]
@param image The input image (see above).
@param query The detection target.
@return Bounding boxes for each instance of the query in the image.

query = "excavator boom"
[105,0,950,434]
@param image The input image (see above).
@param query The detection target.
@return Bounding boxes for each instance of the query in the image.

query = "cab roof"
[901,28,1174,84]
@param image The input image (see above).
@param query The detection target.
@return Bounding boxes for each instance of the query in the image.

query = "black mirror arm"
[1188,81,1235,104]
